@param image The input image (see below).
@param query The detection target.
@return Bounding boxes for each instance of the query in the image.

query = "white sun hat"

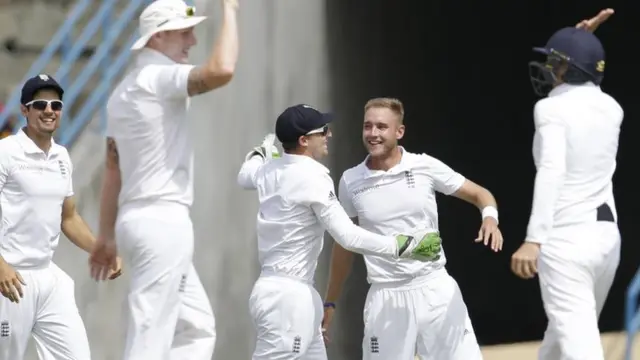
[131,0,207,50]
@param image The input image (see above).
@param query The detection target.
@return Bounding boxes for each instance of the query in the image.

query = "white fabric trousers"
[538,222,621,360]
[116,201,216,360]
[0,262,90,360]
[249,275,327,360]
[362,270,482,360]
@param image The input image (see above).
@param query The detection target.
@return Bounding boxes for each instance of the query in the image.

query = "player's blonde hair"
[364,97,405,124]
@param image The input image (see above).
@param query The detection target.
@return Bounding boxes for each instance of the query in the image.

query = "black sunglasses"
[305,125,330,136]
[25,99,64,111]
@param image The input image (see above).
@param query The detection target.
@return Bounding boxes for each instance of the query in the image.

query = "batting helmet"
[529,27,606,96]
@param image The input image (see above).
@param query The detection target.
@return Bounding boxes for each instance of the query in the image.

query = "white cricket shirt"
[339,148,466,284]
[0,130,73,269]
[526,82,623,244]
[106,49,196,208]
[237,154,399,283]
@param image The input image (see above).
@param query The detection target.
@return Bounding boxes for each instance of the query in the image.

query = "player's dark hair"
[281,141,297,152]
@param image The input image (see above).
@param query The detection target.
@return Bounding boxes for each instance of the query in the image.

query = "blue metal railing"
[56,0,150,144]
[0,0,153,146]
[625,267,640,359]
[59,29,140,145]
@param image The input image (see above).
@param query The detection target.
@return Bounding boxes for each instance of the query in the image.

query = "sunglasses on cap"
[25,99,64,111]
[305,125,330,136]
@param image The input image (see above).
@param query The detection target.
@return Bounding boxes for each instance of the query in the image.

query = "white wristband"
[481,206,499,224]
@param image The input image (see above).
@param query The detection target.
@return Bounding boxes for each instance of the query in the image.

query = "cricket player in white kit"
[322,98,503,360]
[88,0,240,359]
[510,24,622,360]
[238,104,448,360]
[0,75,121,360]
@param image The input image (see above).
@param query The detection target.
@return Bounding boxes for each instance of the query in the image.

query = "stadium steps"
[0,0,138,117]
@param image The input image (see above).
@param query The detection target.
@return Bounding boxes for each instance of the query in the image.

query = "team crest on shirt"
[178,274,187,293]
[404,170,415,188]
[292,336,301,353]
[370,336,379,353]
[57,160,68,178]
[0,321,9,337]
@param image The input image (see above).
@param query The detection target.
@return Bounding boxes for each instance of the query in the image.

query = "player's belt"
[596,203,615,223]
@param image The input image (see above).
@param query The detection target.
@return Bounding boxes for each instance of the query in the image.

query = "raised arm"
[237,134,280,190]
[187,0,239,96]
[575,8,614,32]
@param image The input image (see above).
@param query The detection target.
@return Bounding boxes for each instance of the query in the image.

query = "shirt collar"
[15,128,60,155]
[361,146,410,178]
[548,81,599,97]
[136,48,178,66]
[282,153,330,174]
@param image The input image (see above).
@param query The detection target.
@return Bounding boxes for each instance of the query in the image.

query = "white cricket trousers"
[116,200,216,360]
[538,222,621,360]
[249,274,327,360]
[363,269,482,360]
[0,262,90,360]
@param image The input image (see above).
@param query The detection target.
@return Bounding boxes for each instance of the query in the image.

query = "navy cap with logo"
[534,27,605,82]
[275,104,333,144]
[21,74,64,105]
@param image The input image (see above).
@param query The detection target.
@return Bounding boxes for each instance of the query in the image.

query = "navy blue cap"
[21,74,64,105]
[533,27,605,79]
[275,104,333,143]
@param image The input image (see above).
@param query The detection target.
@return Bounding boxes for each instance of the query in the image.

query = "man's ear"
[396,124,405,141]
[297,135,307,148]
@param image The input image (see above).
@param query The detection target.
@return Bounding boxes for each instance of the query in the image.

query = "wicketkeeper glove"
[395,229,442,261]
[245,133,280,161]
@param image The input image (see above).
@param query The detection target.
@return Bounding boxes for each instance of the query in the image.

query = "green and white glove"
[245,133,280,161]
[395,229,442,261]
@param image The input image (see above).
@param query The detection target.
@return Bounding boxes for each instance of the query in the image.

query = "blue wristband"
[324,302,336,309]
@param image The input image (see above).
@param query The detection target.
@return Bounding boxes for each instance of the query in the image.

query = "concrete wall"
[24,1,335,359]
